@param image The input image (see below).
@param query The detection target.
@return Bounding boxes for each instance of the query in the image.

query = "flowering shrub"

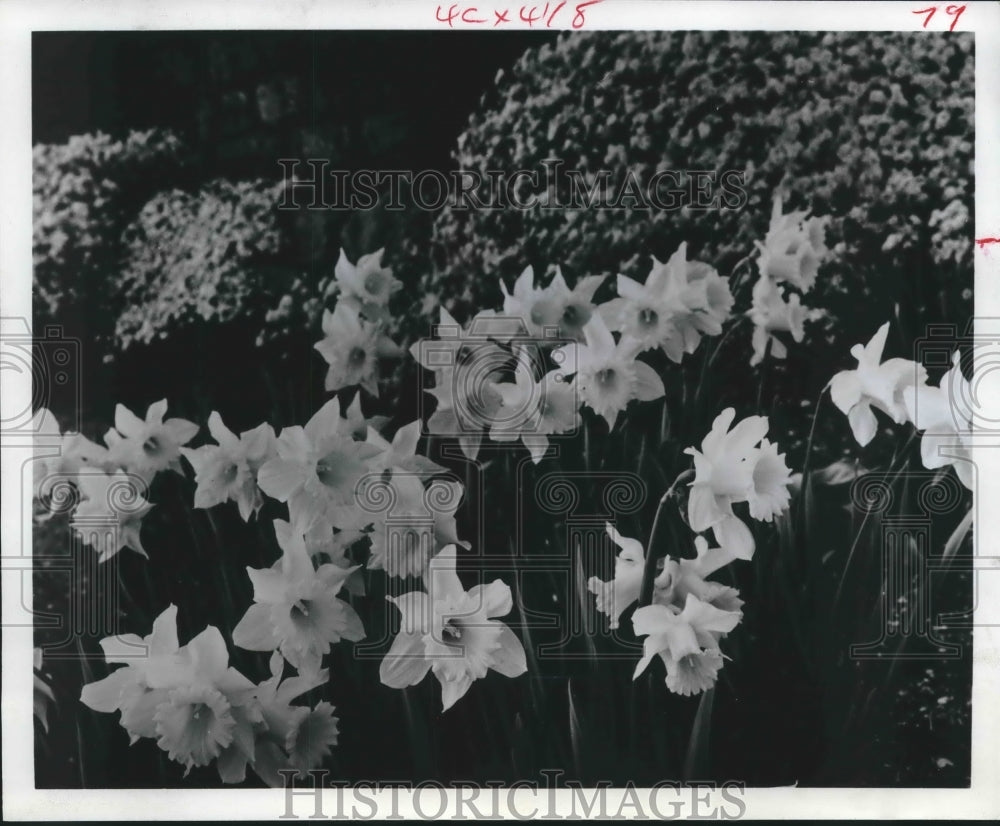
[419,30,973,363]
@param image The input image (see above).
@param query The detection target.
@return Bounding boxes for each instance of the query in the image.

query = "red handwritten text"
[435,0,601,28]
[912,4,967,32]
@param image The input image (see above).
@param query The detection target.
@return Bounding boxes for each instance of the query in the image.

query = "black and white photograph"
[3,0,1000,819]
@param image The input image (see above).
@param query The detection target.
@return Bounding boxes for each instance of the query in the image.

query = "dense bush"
[32,130,186,333]
[421,31,973,334]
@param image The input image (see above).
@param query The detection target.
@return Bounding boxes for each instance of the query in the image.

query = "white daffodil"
[366,474,467,579]
[364,420,447,476]
[233,520,365,676]
[902,351,974,489]
[755,195,828,293]
[632,594,742,697]
[685,408,791,560]
[501,265,605,342]
[553,314,664,430]
[829,322,927,447]
[333,247,401,323]
[587,522,646,629]
[490,345,580,463]
[410,307,509,461]
[103,399,199,486]
[380,546,527,711]
[181,413,276,521]
[31,407,112,505]
[80,605,258,776]
[257,397,382,532]
[71,470,154,562]
[652,536,744,615]
[313,302,403,397]
[747,275,812,366]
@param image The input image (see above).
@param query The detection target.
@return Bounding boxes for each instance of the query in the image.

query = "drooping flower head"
[380,546,527,711]
[181,413,276,521]
[103,399,199,485]
[233,519,365,675]
[587,522,645,629]
[632,593,742,696]
[313,302,403,397]
[829,322,927,446]
[553,314,664,429]
[748,275,814,366]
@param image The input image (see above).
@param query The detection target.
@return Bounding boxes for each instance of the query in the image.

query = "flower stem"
[638,468,695,606]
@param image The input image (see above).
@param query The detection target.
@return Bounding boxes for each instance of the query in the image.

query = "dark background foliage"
[32,30,973,790]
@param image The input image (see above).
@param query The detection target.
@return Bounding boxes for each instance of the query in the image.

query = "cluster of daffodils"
[588,408,792,696]
[80,605,339,784]
[748,196,828,367]
[32,400,198,562]
[412,242,737,461]
[829,321,972,489]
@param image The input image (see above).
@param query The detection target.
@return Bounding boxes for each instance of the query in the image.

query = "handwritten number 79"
[913,5,967,32]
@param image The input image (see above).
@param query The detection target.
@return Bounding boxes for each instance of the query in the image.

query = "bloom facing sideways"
[587,522,646,629]
[747,275,812,367]
[755,195,828,293]
[233,519,365,676]
[333,247,401,323]
[653,536,744,616]
[181,413,276,521]
[380,546,527,711]
[313,302,403,397]
[103,399,199,486]
[829,322,927,447]
[71,470,154,562]
[632,593,742,697]
[31,407,113,506]
[554,314,664,429]
[685,408,792,560]
[256,397,382,532]
[902,351,974,489]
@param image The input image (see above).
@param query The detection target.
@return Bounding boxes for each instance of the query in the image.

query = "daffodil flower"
[410,307,509,461]
[181,412,276,521]
[747,275,814,366]
[632,593,742,696]
[313,302,403,397]
[80,605,259,777]
[365,419,448,476]
[31,407,112,506]
[903,351,974,489]
[755,195,828,293]
[685,408,791,560]
[652,536,744,615]
[554,314,665,429]
[333,247,401,323]
[501,265,605,342]
[380,546,527,711]
[71,470,154,562]
[230,652,339,786]
[233,519,365,676]
[587,522,646,629]
[490,345,580,463]
[257,397,383,532]
[829,322,927,447]
[103,399,199,486]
